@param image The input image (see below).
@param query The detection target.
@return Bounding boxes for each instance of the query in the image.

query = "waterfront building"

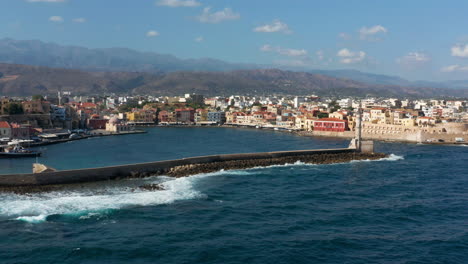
[195,109,209,123]
[126,110,155,124]
[87,115,108,130]
[207,111,226,124]
[10,123,32,139]
[313,118,349,132]
[106,117,131,132]
[0,121,12,139]
[175,108,195,124]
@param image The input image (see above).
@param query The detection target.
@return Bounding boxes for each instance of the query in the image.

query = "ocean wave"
[350,153,404,163]
[0,175,210,223]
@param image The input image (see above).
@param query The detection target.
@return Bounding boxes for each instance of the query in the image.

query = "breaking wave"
[350,153,404,163]
[0,174,213,223]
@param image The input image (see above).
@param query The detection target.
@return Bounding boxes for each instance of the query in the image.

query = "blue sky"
[2,0,468,81]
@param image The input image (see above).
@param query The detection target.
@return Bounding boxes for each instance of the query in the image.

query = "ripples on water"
[0,127,467,264]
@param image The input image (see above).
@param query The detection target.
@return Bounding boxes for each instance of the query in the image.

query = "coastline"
[29,130,147,147]
[156,124,467,146]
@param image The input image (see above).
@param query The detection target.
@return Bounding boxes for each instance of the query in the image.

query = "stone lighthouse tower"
[349,104,373,153]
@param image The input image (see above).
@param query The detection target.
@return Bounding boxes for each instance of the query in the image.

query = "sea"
[0,127,467,264]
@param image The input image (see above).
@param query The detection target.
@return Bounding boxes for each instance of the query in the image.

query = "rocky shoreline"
[0,152,386,194]
[166,152,387,178]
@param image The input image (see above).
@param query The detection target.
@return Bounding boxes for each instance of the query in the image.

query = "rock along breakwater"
[166,152,385,177]
[0,148,386,193]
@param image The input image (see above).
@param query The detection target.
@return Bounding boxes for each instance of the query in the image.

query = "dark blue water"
[1,127,467,264]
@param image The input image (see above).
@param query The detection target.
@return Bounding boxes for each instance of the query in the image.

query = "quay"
[29,130,147,147]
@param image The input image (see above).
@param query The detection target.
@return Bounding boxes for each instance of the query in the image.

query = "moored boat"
[0,144,41,158]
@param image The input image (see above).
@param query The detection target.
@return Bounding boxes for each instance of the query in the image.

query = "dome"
[108,117,120,125]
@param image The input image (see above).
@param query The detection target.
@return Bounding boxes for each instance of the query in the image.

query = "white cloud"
[274,59,308,67]
[156,0,201,7]
[337,48,366,64]
[441,64,468,72]
[338,32,351,40]
[397,52,431,65]
[195,36,204,42]
[260,44,273,52]
[72,18,86,23]
[146,30,160,37]
[316,50,324,61]
[253,20,291,34]
[359,25,387,40]
[451,44,468,58]
[28,0,66,2]
[196,7,240,23]
[279,48,307,57]
[260,44,307,57]
[49,16,64,23]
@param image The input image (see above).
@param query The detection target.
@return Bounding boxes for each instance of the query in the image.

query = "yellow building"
[126,110,155,123]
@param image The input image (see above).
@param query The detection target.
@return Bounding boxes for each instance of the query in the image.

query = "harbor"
[0,111,382,191]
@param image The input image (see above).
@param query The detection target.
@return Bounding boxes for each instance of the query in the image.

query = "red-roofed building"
[10,123,33,139]
[313,118,349,132]
[0,121,12,139]
[175,108,195,123]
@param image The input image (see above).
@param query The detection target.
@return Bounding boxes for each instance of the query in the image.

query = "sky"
[2,0,468,81]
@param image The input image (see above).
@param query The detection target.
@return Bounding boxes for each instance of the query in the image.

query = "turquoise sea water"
[1,127,467,263]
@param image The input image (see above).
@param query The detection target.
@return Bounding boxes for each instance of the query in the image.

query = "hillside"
[3,38,468,91]
[0,38,256,73]
[0,63,467,98]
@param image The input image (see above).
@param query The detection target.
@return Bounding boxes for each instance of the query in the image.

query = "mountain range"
[0,38,467,98]
[1,63,467,98]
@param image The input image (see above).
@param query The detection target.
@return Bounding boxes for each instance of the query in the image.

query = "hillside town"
[0,92,467,145]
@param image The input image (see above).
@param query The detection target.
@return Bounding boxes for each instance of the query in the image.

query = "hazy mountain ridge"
[3,38,468,91]
[0,38,257,73]
[1,63,467,98]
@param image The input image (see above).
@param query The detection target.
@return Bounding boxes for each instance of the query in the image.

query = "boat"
[0,144,41,158]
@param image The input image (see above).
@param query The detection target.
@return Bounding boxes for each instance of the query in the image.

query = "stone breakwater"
[166,152,386,178]
[0,148,386,194]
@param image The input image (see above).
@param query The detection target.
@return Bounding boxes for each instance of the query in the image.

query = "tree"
[329,100,341,113]
[317,112,329,119]
[118,101,140,112]
[32,95,44,101]
[5,103,24,115]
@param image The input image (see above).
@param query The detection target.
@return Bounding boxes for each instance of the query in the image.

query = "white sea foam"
[350,153,404,163]
[1,174,212,223]
[16,214,48,223]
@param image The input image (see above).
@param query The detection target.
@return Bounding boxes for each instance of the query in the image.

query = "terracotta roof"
[0,121,11,128]
[314,118,347,122]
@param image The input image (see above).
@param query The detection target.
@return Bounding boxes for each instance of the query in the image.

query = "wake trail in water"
[1,154,403,223]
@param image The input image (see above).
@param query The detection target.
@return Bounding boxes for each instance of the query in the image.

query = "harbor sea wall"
[0,148,385,190]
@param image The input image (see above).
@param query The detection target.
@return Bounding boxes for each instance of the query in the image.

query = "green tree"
[317,112,329,119]
[6,103,24,115]
[118,101,140,112]
[32,95,45,101]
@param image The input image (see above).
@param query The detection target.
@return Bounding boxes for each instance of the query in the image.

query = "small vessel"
[0,144,41,158]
